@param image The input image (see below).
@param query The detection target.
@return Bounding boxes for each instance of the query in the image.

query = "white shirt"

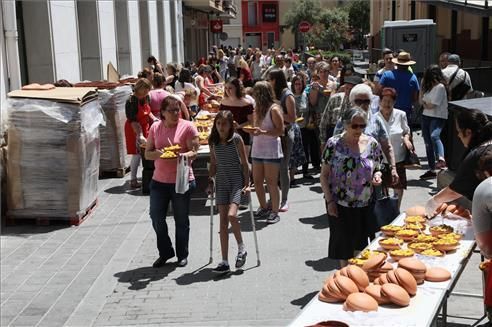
[442,64,473,92]
[377,108,411,163]
[422,83,448,119]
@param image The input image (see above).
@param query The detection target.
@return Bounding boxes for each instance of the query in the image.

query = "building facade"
[370,0,491,64]
[1,0,185,133]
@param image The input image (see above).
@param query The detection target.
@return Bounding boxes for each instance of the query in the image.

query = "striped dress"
[213,133,245,205]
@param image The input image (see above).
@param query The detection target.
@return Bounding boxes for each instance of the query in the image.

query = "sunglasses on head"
[350,124,367,130]
[354,99,371,106]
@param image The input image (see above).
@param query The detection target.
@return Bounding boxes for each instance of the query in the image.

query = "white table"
[289,213,477,327]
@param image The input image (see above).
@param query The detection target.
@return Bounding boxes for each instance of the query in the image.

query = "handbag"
[403,148,421,169]
[372,185,400,230]
[449,67,471,101]
[175,155,190,194]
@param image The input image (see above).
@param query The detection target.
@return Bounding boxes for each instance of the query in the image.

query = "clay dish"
[364,284,391,304]
[405,206,426,217]
[343,293,379,312]
[425,267,451,282]
[381,283,411,307]
[394,268,417,296]
[347,265,370,291]
[398,257,427,273]
[362,253,386,271]
[334,275,359,297]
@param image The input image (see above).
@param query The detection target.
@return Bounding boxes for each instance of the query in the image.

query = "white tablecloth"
[288,213,476,327]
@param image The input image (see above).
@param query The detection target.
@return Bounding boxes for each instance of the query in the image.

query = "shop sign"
[210,19,223,33]
[262,3,277,23]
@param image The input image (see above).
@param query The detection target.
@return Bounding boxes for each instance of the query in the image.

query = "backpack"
[449,67,471,101]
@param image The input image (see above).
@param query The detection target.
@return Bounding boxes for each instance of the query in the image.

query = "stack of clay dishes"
[364,283,411,307]
[425,267,451,282]
[362,253,392,282]
[343,292,379,312]
[374,268,417,296]
[398,257,427,284]
[319,266,370,303]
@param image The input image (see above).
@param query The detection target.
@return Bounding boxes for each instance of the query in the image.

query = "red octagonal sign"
[299,21,311,33]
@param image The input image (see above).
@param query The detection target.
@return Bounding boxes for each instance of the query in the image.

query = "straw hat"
[392,52,416,66]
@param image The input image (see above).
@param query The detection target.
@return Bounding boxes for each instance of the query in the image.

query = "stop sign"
[299,21,311,33]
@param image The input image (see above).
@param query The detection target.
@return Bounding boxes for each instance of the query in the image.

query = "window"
[248,2,257,26]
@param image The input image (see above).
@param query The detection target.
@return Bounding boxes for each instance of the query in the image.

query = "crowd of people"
[123,46,492,305]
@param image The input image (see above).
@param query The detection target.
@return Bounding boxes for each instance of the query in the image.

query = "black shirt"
[449,143,492,201]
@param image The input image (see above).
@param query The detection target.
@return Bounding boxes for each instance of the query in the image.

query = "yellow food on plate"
[196,115,211,121]
[359,249,385,260]
[396,229,419,237]
[380,225,403,232]
[415,234,437,243]
[164,144,181,152]
[380,238,404,245]
[408,242,433,253]
[433,238,459,246]
[199,132,209,140]
[430,224,454,235]
[420,249,445,257]
[404,215,427,224]
[390,249,415,256]
[160,151,177,159]
[405,223,425,231]
[437,233,463,241]
[348,258,367,267]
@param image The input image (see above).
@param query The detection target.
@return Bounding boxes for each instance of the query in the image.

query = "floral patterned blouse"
[323,134,384,208]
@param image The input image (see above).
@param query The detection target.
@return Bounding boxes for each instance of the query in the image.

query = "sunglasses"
[350,124,367,130]
[354,99,371,106]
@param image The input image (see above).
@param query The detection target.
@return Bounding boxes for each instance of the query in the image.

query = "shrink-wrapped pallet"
[97,86,132,172]
[6,88,104,222]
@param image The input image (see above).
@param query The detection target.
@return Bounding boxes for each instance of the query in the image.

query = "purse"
[175,155,190,194]
[403,148,421,169]
[371,185,400,230]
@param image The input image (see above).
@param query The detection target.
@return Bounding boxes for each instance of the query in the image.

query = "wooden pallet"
[99,166,130,179]
[6,199,98,227]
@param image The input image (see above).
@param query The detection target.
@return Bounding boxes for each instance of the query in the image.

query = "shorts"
[252,157,281,165]
[382,162,407,190]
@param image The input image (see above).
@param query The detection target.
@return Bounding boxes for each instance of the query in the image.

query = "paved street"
[0,133,484,326]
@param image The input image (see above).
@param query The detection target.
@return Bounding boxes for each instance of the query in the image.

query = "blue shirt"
[379,69,420,113]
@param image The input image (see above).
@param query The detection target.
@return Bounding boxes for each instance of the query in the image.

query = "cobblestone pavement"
[0,133,484,326]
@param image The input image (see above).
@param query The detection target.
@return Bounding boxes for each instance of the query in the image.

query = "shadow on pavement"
[305,257,340,272]
[406,178,439,193]
[309,185,323,194]
[174,267,244,285]
[238,211,268,232]
[290,290,318,309]
[299,214,329,230]
[114,265,176,290]
[104,182,147,196]
[1,225,66,236]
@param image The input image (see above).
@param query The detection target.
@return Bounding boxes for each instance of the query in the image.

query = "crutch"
[209,191,214,264]
[248,192,261,266]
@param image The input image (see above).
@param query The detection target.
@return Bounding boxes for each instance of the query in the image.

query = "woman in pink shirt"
[145,96,200,268]
[149,73,169,117]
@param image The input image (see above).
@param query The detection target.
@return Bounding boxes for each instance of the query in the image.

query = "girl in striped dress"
[207,110,250,274]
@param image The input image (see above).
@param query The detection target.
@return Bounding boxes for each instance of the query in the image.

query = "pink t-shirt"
[149,89,170,116]
[147,119,199,184]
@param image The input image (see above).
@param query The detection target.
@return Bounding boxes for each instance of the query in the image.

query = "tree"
[346,0,370,49]
[284,0,322,36]
[316,9,350,51]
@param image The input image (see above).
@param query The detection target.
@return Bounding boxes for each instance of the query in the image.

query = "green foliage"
[284,0,351,51]
[346,0,370,48]
[284,0,322,34]
[306,50,352,64]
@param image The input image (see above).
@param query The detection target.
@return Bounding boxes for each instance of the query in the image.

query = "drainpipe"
[2,0,21,90]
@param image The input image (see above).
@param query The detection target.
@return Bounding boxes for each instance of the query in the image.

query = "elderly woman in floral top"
[320,108,384,267]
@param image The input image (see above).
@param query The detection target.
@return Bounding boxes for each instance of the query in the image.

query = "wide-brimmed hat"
[392,52,416,65]
[343,75,363,85]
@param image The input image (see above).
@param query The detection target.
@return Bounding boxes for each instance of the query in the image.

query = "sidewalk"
[0,132,485,326]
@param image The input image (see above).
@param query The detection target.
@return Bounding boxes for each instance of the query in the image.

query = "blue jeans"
[149,180,196,260]
[421,115,446,170]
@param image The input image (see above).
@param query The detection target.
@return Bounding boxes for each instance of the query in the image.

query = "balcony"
[182,0,224,14]
[219,0,238,18]
[421,0,491,15]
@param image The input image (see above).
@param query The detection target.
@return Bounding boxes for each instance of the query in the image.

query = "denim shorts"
[252,157,281,165]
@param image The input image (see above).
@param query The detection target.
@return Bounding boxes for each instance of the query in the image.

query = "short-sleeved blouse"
[323,134,384,207]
